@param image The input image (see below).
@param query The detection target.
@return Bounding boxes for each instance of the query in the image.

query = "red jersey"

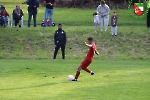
[85,42,97,61]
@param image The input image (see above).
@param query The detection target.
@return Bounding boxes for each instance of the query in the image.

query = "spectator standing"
[13,5,24,27]
[0,6,9,27]
[53,24,66,60]
[27,0,39,27]
[111,12,118,37]
[43,0,55,27]
[97,0,110,31]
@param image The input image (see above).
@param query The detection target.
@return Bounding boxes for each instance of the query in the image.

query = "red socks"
[75,70,80,79]
[83,67,91,73]
[75,68,91,79]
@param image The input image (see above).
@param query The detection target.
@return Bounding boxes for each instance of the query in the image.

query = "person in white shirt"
[93,12,99,34]
[97,0,110,31]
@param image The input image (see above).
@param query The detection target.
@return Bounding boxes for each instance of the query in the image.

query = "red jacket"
[0,10,9,17]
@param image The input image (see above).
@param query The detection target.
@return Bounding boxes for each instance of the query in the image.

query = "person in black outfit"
[53,24,66,60]
[12,5,24,27]
[147,8,150,28]
[27,0,39,27]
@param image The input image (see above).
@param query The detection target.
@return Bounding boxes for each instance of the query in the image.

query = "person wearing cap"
[53,24,66,60]
[97,0,110,31]
[111,12,118,37]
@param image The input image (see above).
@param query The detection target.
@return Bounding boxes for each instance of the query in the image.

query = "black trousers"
[14,16,21,26]
[53,45,65,59]
[147,8,150,28]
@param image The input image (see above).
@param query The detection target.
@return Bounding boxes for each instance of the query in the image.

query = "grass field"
[0,59,150,100]
[0,5,149,59]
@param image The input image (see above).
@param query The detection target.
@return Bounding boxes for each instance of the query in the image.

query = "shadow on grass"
[0,82,57,91]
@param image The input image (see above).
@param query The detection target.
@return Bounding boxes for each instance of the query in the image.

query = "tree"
[38,0,132,8]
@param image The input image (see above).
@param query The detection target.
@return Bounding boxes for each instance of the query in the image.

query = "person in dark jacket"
[13,5,24,27]
[27,0,39,27]
[53,24,66,60]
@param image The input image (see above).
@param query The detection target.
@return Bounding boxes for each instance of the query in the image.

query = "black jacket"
[54,29,66,46]
[27,0,39,12]
[12,9,24,20]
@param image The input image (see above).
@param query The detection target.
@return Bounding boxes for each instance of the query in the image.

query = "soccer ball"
[68,75,74,81]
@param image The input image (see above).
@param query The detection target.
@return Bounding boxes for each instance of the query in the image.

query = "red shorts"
[80,59,92,69]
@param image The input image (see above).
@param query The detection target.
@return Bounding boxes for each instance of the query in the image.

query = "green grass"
[0,3,149,60]
[0,2,147,26]
[0,25,150,60]
[0,2,150,100]
[0,59,150,100]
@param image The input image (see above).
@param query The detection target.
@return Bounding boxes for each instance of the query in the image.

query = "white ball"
[68,75,74,81]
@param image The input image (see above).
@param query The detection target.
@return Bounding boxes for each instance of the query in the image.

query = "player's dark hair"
[87,37,93,41]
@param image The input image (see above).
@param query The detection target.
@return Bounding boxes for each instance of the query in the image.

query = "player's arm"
[95,49,99,55]
[84,42,92,47]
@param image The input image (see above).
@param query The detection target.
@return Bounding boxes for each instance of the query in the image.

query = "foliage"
[38,0,144,8]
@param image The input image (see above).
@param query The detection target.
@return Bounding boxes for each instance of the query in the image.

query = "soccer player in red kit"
[72,37,99,81]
